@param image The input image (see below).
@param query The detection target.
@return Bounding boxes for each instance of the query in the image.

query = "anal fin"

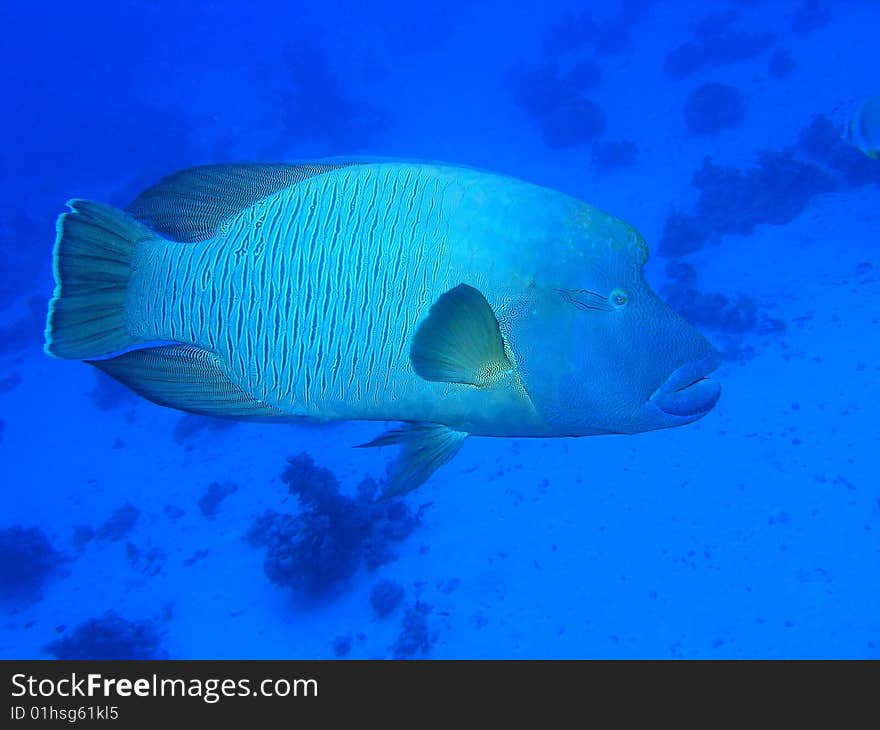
[89,344,288,420]
[358,423,468,498]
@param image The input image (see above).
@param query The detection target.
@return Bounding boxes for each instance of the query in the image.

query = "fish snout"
[649,352,721,418]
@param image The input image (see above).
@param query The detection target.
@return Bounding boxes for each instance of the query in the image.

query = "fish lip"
[650,352,722,418]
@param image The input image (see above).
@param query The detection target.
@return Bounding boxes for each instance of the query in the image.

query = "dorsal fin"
[126,161,363,242]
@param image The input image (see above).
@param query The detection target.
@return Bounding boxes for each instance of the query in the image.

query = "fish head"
[508,213,721,436]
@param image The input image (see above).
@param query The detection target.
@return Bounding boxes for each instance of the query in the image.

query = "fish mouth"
[650,352,722,418]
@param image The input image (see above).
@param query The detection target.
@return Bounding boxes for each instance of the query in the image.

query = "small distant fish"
[844,94,880,160]
[44,160,721,496]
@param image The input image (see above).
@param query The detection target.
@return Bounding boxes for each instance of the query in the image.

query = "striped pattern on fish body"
[45,159,721,496]
[125,162,559,432]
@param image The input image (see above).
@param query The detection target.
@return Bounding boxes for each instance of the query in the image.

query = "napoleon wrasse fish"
[45,160,721,495]
[844,94,880,160]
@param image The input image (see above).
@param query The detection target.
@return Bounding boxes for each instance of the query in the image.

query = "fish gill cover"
[0,0,877,660]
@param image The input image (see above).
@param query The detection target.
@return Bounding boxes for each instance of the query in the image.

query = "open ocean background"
[1,0,878,659]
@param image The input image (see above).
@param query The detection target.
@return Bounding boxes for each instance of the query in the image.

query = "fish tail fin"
[45,200,159,359]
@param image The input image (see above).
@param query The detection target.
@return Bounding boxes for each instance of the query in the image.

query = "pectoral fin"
[410,284,513,387]
[358,423,468,498]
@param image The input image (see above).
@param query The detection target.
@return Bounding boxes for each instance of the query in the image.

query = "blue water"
[1,0,878,659]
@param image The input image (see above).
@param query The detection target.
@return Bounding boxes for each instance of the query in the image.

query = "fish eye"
[609,288,628,308]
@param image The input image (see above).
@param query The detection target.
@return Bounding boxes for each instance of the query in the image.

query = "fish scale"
[171,164,451,418]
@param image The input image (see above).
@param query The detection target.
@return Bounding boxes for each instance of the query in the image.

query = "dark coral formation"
[662,109,879,260]
[0,526,65,604]
[541,2,653,59]
[125,542,165,577]
[370,579,405,618]
[660,149,836,257]
[664,261,785,362]
[508,61,606,149]
[95,503,140,542]
[541,8,601,57]
[71,525,94,553]
[183,548,209,567]
[592,139,638,171]
[658,108,876,360]
[504,2,657,150]
[44,612,164,659]
[332,634,352,657]
[280,42,390,153]
[664,12,774,78]
[246,454,421,599]
[691,151,835,235]
[509,3,656,148]
[792,0,831,34]
[198,481,239,519]
[683,83,746,135]
[391,602,435,659]
[252,503,364,596]
[659,209,709,258]
[508,61,602,118]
